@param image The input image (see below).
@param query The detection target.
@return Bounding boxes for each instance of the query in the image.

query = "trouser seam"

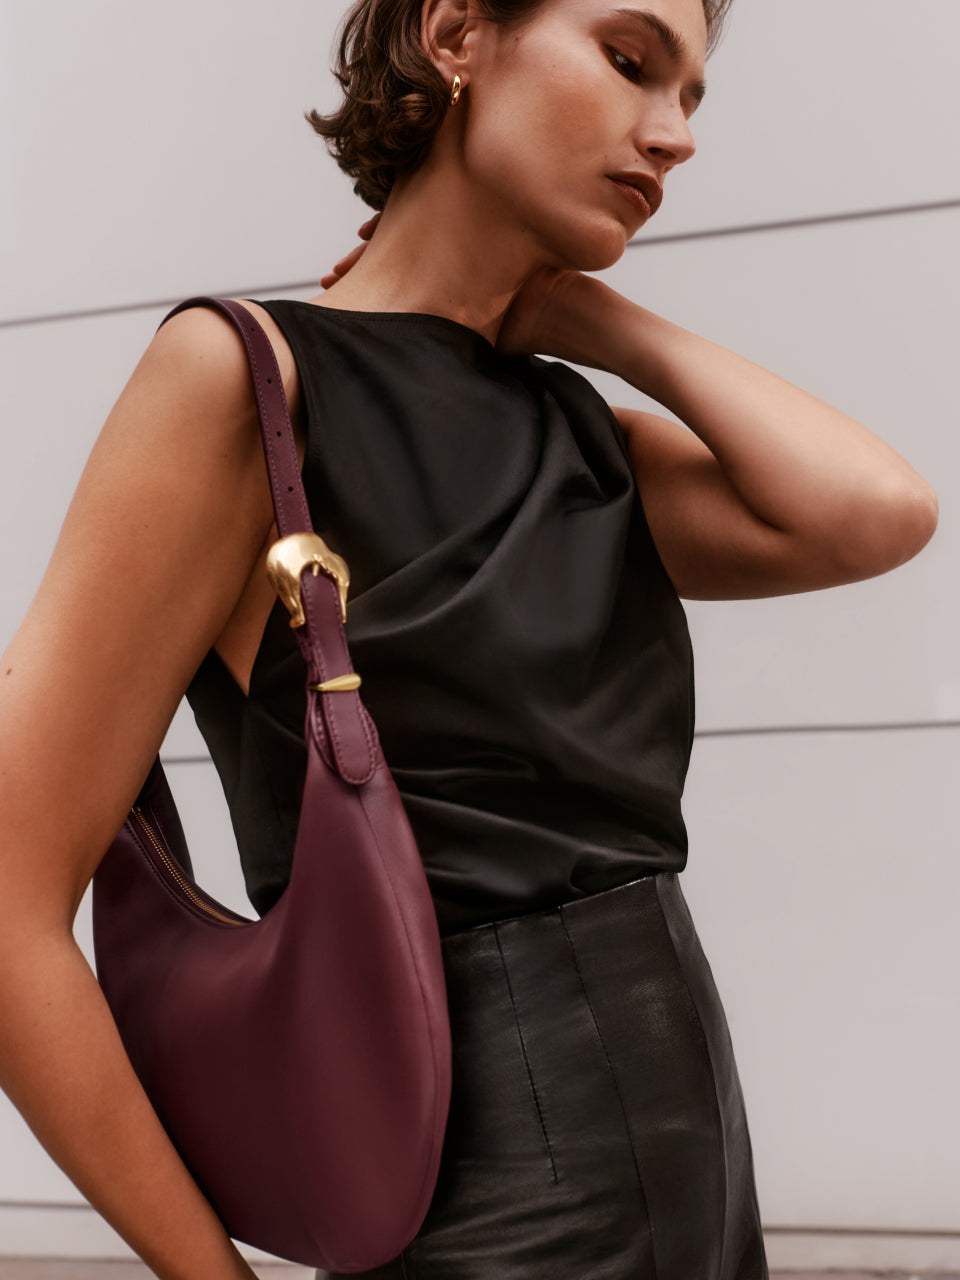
[493,922,560,1183]
[654,873,730,1280]
[558,905,660,1280]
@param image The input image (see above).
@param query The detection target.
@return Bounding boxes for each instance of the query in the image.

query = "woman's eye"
[608,48,644,83]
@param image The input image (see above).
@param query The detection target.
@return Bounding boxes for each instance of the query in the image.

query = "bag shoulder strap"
[156,295,378,786]
[158,296,310,538]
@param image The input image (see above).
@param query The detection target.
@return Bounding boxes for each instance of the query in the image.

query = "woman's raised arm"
[0,304,292,1278]
[498,269,939,600]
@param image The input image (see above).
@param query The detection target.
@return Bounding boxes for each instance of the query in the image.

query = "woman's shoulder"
[144,296,304,448]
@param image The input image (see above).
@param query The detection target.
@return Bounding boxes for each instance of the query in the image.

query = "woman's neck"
[314,158,547,345]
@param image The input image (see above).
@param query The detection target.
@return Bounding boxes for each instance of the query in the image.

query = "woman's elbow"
[906,478,939,550]
[837,477,939,581]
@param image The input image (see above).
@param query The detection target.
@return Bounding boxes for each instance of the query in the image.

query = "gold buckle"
[266,532,350,628]
[308,674,362,693]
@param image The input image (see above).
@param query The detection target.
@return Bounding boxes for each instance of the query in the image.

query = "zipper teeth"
[132,806,243,926]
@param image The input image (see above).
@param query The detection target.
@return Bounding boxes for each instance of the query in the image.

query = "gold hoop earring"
[450,75,462,106]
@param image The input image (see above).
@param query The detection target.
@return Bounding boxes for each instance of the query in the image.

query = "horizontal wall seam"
[0,284,314,333]
[696,719,960,739]
[3,198,957,333]
[630,195,960,249]
[764,1225,960,1240]
[157,720,960,769]
[1,1202,957,1239]
[0,1202,90,1211]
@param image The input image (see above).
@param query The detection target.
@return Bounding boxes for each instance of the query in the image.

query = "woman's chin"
[547,216,632,274]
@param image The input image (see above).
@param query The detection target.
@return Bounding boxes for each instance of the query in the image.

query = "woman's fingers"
[358,212,382,241]
[320,213,382,288]
[319,240,369,289]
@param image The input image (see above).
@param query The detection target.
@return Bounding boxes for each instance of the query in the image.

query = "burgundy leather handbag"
[92,297,452,1272]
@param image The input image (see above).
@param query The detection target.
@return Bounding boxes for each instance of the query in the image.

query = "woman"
[0,0,938,1275]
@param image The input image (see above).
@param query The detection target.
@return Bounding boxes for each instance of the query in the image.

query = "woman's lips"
[607,174,663,220]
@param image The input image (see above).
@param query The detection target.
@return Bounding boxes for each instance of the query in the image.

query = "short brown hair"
[306,0,734,211]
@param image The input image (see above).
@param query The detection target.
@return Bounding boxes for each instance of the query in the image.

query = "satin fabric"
[187,301,695,934]
[318,872,767,1279]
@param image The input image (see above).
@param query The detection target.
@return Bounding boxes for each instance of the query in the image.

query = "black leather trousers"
[319,872,767,1279]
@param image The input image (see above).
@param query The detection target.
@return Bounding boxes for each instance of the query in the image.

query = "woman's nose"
[637,101,697,171]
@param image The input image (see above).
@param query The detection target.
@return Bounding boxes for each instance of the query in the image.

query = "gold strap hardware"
[266,532,350,628]
[309,674,362,693]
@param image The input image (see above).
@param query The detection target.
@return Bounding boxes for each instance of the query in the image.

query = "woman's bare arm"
[0,303,294,1278]
[498,270,938,599]
[608,312,939,598]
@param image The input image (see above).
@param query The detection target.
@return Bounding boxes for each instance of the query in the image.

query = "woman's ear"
[420,0,478,85]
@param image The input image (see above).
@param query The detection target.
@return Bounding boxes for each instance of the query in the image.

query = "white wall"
[2,0,958,1269]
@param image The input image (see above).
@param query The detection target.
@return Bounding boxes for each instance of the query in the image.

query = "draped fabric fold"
[187,301,695,933]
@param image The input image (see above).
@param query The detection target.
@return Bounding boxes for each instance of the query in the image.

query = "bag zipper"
[131,805,245,926]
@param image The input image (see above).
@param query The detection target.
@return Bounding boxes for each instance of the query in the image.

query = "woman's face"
[455,0,708,270]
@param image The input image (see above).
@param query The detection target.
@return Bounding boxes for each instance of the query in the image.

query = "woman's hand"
[319,214,381,290]
[494,267,625,369]
[318,225,627,372]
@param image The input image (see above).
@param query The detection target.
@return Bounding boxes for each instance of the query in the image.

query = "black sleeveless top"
[186,300,695,934]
